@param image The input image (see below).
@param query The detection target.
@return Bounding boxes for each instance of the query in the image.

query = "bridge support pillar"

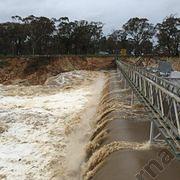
[131,91,134,106]
[124,79,127,89]
[150,121,155,144]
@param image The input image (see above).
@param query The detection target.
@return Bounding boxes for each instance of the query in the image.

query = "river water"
[0,71,106,180]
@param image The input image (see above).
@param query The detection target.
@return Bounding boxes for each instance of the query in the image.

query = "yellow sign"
[120,49,127,56]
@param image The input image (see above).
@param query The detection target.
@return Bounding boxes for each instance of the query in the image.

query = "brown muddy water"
[0,71,106,180]
[83,71,180,180]
[0,70,179,180]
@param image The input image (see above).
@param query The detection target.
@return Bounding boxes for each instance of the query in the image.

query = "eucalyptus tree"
[156,15,180,56]
[123,17,155,55]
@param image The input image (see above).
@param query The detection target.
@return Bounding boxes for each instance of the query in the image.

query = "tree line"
[0,15,179,56]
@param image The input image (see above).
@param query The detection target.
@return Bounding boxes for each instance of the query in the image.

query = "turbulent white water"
[0,71,105,180]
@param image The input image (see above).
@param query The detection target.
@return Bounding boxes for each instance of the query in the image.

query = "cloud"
[0,0,179,34]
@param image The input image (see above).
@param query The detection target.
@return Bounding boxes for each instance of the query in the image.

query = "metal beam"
[117,60,180,159]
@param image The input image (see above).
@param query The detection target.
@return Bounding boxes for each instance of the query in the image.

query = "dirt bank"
[0,56,115,85]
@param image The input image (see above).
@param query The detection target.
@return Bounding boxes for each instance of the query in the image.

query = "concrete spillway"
[83,71,180,180]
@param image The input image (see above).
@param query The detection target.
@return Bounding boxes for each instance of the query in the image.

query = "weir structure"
[117,59,180,159]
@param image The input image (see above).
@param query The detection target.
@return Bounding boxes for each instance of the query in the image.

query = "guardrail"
[117,60,180,157]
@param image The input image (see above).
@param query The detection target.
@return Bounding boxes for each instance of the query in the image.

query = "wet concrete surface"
[93,148,180,180]
[90,71,180,180]
[102,119,150,144]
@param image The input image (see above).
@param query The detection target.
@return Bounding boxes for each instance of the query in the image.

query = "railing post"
[173,100,180,136]
[131,91,134,106]
[150,121,155,144]
[159,90,164,117]
[117,61,180,157]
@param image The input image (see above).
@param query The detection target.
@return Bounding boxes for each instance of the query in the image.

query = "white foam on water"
[0,71,105,180]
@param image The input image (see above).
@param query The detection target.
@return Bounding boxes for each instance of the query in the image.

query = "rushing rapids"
[0,69,180,180]
[0,70,106,180]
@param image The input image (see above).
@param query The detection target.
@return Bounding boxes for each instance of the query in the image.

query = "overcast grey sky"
[0,0,179,34]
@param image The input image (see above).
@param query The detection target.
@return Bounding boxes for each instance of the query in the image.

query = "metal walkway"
[117,60,180,159]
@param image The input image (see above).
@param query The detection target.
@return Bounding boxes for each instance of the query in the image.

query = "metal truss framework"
[117,60,180,159]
